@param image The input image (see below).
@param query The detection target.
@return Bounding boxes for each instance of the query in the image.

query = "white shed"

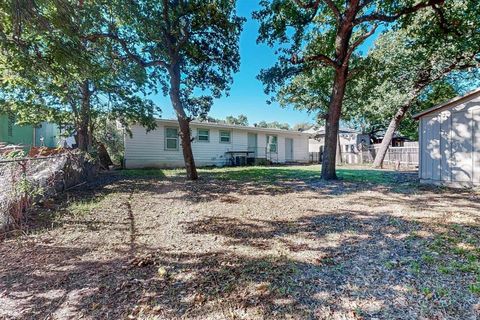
[413,88,480,187]
[123,119,310,168]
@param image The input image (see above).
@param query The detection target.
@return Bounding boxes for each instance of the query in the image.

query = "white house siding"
[418,93,480,187]
[124,120,309,168]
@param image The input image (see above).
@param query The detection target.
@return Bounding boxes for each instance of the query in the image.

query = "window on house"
[7,114,14,137]
[219,130,231,143]
[165,127,179,150]
[197,129,209,142]
[267,135,278,153]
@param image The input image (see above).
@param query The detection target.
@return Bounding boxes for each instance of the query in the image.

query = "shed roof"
[412,87,480,120]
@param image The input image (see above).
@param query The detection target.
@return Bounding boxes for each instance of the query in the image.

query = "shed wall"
[419,94,480,186]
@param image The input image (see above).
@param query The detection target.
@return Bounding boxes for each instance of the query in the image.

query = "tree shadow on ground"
[1,209,479,319]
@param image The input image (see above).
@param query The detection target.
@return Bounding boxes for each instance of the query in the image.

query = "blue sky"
[154,1,316,126]
[153,2,382,127]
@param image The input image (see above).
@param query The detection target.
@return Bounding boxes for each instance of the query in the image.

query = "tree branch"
[84,33,168,69]
[293,0,341,22]
[344,25,377,63]
[432,5,461,36]
[323,0,341,21]
[290,52,338,68]
[292,0,321,10]
[354,0,445,25]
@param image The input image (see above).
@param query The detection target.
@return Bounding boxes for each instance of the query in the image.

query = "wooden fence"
[309,143,419,168]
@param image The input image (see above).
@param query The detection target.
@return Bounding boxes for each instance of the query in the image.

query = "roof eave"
[154,119,311,136]
[413,87,480,120]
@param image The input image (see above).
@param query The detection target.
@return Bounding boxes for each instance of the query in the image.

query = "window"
[219,130,231,143]
[197,128,209,142]
[165,127,178,150]
[267,135,277,153]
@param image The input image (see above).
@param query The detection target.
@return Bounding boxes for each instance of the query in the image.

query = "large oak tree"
[255,0,444,179]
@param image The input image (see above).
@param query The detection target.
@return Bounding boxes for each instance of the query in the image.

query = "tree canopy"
[92,0,244,179]
[0,0,158,150]
[255,0,446,179]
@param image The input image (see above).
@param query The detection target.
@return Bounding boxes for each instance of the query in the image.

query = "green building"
[0,114,61,148]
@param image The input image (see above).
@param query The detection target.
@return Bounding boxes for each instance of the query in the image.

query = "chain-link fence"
[0,155,68,230]
[0,152,98,231]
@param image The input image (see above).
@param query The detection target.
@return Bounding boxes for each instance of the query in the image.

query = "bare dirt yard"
[1,165,479,320]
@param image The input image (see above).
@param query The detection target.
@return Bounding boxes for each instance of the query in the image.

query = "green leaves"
[0,0,160,136]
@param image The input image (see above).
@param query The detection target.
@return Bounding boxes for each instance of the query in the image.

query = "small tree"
[256,121,290,130]
[255,0,445,179]
[94,0,244,180]
[226,114,249,126]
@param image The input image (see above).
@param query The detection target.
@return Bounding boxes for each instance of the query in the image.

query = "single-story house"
[304,126,370,163]
[123,119,310,168]
[413,88,480,187]
[304,126,370,153]
[371,131,412,147]
[0,114,61,149]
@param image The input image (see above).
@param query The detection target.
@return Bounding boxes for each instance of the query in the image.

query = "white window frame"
[219,130,232,144]
[165,127,179,151]
[197,128,210,142]
[267,135,278,153]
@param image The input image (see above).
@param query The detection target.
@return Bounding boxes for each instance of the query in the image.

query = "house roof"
[304,126,359,135]
[155,119,310,136]
[412,87,480,120]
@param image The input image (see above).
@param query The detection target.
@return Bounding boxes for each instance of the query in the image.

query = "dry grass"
[0,165,479,320]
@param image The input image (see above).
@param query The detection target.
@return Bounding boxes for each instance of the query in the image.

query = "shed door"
[451,110,473,182]
[285,138,293,161]
[248,133,257,156]
[421,116,440,180]
[440,113,452,182]
[473,109,480,183]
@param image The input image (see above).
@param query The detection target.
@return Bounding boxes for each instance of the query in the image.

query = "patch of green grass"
[421,287,433,297]
[198,165,321,182]
[438,264,453,274]
[421,253,436,264]
[468,282,480,295]
[336,168,397,184]
[384,261,397,270]
[68,197,104,215]
[410,261,421,274]
[437,287,449,297]
[120,168,168,178]
[120,165,412,188]
[194,165,405,186]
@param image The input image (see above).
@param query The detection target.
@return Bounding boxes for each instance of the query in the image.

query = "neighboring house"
[371,131,411,147]
[123,119,310,168]
[0,114,61,149]
[413,88,480,187]
[305,126,370,153]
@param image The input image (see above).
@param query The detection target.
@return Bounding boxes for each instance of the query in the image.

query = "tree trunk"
[336,132,342,165]
[321,67,348,180]
[373,103,410,168]
[97,142,113,169]
[168,63,198,180]
[77,80,91,152]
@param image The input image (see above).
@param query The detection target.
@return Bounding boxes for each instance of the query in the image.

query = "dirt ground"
[0,165,479,320]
